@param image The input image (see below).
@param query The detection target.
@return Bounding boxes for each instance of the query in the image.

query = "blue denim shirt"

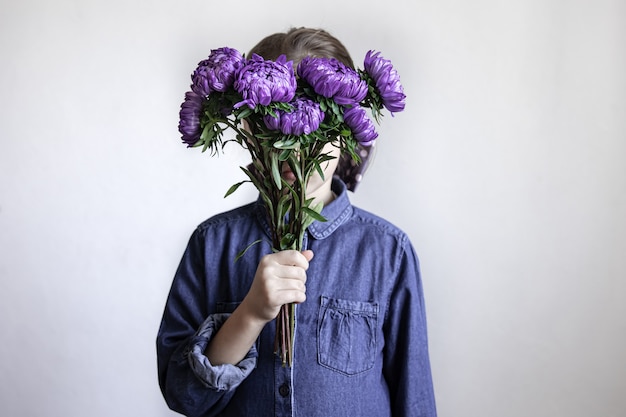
[157,179,437,417]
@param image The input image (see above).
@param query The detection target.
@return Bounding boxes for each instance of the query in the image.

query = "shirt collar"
[254,177,353,242]
[307,178,353,240]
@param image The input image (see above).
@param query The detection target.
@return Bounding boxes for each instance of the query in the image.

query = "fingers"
[271,249,314,270]
[265,250,315,287]
[273,280,307,305]
[245,250,315,322]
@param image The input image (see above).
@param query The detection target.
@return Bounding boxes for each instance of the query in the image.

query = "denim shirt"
[157,179,437,417]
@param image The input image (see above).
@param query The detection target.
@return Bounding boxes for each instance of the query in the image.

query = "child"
[157,27,437,417]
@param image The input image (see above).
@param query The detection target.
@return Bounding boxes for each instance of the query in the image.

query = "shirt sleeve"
[187,313,257,390]
[156,228,257,417]
[383,235,438,417]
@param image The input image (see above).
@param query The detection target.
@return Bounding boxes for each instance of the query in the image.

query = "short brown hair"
[248,27,354,69]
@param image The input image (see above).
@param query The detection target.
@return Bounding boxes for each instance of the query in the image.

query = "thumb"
[301,250,314,262]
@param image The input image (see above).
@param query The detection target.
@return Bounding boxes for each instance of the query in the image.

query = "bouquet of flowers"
[178,46,405,366]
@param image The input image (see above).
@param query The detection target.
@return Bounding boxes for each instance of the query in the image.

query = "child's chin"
[281,172,297,183]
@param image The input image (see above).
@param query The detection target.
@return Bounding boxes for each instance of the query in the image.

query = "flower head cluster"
[234,54,296,109]
[178,91,204,146]
[297,57,368,105]
[344,106,378,146]
[263,97,325,136]
[364,51,406,114]
[178,47,405,150]
[192,47,244,97]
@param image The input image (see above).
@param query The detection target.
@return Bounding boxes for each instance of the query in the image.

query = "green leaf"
[237,107,253,120]
[224,180,249,198]
[270,153,283,189]
[277,194,292,218]
[280,233,296,250]
[235,239,264,262]
[302,206,327,222]
[273,137,298,149]
[283,182,300,206]
[289,158,303,183]
[278,149,292,161]
[200,123,213,142]
[240,166,262,191]
[330,100,341,116]
[313,160,325,180]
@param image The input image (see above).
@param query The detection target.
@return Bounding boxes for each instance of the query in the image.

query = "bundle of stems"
[236,132,329,366]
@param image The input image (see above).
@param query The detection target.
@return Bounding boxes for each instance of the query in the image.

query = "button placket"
[274,356,294,416]
[278,383,290,397]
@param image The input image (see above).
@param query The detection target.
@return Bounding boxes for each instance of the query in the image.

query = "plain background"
[1,0,624,416]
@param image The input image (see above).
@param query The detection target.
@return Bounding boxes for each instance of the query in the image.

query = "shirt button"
[278,383,290,397]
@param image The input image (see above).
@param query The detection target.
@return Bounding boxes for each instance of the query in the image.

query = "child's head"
[249,27,373,191]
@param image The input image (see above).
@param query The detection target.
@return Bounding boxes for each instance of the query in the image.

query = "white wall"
[0,1,624,416]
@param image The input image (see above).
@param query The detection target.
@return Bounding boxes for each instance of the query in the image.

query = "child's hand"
[242,250,314,323]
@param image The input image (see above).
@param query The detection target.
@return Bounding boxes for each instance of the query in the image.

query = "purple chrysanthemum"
[363,51,406,114]
[343,106,378,146]
[178,91,204,146]
[297,57,368,105]
[263,97,325,136]
[233,54,297,109]
[191,47,244,97]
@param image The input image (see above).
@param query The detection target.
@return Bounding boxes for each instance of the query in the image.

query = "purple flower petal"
[263,97,325,136]
[297,57,368,105]
[233,54,297,109]
[364,50,406,114]
[191,47,244,97]
[344,106,378,146]
[178,91,204,146]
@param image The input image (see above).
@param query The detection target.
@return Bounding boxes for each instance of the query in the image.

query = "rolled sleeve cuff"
[187,313,258,392]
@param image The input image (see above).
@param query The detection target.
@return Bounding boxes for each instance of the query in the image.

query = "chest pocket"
[317,296,379,376]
